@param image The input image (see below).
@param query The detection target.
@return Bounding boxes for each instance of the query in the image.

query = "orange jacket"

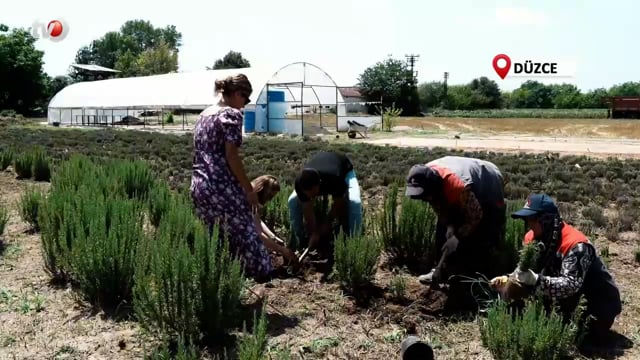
[523,222,589,257]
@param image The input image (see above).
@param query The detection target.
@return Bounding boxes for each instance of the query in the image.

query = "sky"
[2,0,638,92]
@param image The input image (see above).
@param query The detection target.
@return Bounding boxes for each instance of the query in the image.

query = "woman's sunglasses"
[240,91,251,105]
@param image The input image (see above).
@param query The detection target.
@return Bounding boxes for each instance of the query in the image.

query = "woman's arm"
[260,220,280,242]
[226,143,253,193]
[221,109,253,193]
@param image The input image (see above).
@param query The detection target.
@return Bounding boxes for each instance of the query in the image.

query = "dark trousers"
[435,204,506,281]
[550,293,617,343]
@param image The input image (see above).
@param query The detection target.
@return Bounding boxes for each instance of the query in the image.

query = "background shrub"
[18,186,44,231]
[32,147,51,182]
[144,336,200,360]
[38,187,76,280]
[0,148,14,171]
[377,183,437,273]
[134,209,244,344]
[13,152,34,179]
[582,205,607,227]
[479,299,581,360]
[68,194,145,310]
[236,308,269,360]
[333,230,381,291]
[112,159,155,200]
[0,205,9,237]
[148,179,173,228]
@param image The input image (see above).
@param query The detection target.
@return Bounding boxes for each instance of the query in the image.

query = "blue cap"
[511,193,558,219]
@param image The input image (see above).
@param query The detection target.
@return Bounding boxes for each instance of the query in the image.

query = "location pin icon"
[493,54,511,79]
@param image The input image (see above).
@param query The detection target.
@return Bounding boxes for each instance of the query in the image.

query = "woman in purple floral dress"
[190,74,273,281]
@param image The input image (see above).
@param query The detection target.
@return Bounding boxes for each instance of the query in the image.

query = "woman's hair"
[251,175,280,205]
[214,73,253,97]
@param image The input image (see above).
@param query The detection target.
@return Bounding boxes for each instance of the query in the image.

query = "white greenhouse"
[48,62,381,136]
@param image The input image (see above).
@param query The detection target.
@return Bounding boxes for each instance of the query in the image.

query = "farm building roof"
[49,67,271,110]
[338,87,363,98]
[70,64,121,72]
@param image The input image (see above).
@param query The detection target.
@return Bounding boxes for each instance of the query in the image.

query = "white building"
[48,62,381,135]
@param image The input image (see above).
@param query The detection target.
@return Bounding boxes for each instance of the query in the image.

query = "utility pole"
[405,54,420,81]
[442,71,449,109]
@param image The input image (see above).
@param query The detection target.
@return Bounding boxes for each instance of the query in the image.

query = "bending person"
[251,175,299,266]
[288,151,363,249]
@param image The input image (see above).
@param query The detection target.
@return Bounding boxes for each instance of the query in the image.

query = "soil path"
[363,134,640,159]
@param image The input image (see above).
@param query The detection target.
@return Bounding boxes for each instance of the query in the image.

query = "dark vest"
[524,223,622,320]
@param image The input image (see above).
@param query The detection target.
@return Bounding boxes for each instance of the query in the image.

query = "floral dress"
[190,106,273,279]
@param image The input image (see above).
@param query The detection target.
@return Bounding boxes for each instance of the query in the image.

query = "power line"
[405,54,420,81]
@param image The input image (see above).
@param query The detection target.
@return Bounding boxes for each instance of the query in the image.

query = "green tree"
[608,81,640,96]
[510,80,554,108]
[46,75,71,101]
[549,83,583,109]
[69,20,182,81]
[468,76,503,109]
[502,90,513,108]
[114,50,139,77]
[357,57,420,116]
[446,85,474,110]
[135,41,178,76]
[0,24,48,114]
[418,81,444,111]
[581,87,609,108]
[209,50,251,70]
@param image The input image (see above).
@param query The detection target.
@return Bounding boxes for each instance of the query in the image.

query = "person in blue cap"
[491,193,622,347]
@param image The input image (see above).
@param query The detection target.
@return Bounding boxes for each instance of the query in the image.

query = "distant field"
[428,108,609,119]
[298,113,640,139]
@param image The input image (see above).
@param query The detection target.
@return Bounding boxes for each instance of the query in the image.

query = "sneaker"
[418,269,436,284]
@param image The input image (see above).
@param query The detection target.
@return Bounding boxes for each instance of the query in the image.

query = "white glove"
[514,269,539,287]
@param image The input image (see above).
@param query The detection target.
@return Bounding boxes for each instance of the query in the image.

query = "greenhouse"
[47,62,381,136]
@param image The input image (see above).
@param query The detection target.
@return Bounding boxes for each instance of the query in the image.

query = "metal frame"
[50,62,377,134]
[255,62,348,136]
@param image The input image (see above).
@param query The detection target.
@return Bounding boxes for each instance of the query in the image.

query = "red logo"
[31,18,69,42]
[47,20,64,37]
[492,54,511,79]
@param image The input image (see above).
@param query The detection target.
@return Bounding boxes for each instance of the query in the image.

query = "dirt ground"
[362,134,640,159]
[1,161,639,359]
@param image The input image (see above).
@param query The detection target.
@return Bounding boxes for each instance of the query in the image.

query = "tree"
[135,41,178,76]
[608,81,640,97]
[549,83,583,109]
[357,57,421,116]
[69,19,182,81]
[418,81,444,111]
[446,85,474,110]
[581,88,609,108]
[510,81,554,108]
[0,24,48,114]
[209,51,251,70]
[47,76,71,99]
[502,90,513,108]
[468,77,502,109]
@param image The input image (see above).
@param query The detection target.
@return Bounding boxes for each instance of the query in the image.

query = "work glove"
[441,233,460,254]
[514,269,539,287]
[489,275,509,290]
